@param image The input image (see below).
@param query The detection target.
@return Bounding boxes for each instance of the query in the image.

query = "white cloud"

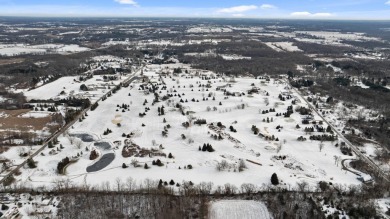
[114,0,138,6]
[291,12,311,16]
[260,4,276,9]
[313,13,333,17]
[232,14,245,17]
[217,5,258,13]
[386,1,390,5]
[291,11,332,17]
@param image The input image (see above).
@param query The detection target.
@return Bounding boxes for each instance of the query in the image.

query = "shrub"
[27,158,37,168]
[57,157,70,174]
[271,173,279,185]
[90,102,98,111]
[90,150,98,160]
[194,119,207,125]
[48,141,54,148]
[1,204,9,211]
[238,160,247,172]
[80,84,88,91]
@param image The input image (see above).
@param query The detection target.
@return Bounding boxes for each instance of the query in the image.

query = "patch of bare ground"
[0,58,25,66]
[0,109,60,138]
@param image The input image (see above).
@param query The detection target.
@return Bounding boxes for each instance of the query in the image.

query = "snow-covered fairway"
[12,65,362,191]
[209,200,272,219]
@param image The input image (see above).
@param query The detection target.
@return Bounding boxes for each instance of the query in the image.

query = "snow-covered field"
[187,26,233,33]
[209,200,272,219]
[265,42,302,52]
[0,43,90,56]
[295,31,381,43]
[220,54,251,60]
[345,51,386,60]
[9,64,363,191]
[24,75,122,101]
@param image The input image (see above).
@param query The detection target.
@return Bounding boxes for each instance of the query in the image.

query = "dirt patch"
[0,58,25,66]
[0,109,59,139]
[0,112,52,130]
[111,114,122,125]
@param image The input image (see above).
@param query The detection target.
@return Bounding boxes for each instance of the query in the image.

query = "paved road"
[0,69,141,184]
[285,79,389,182]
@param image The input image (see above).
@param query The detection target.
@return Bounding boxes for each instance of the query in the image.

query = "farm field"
[9,64,362,190]
[209,200,272,219]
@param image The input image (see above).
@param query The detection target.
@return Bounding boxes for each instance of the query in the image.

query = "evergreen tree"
[271,173,279,185]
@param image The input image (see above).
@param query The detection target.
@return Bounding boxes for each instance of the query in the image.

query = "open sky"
[0,0,390,19]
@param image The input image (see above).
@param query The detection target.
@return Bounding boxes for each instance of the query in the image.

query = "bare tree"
[75,139,83,149]
[296,181,309,192]
[276,143,282,153]
[126,177,135,192]
[131,159,139,167]
[264,97,269,106]
[115,177,123,192]
[334,155,341,167]
[241,183,256,194]
[238,159,247,172]
[319,142,324,152]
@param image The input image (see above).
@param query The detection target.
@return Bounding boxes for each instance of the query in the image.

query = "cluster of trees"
[152,159,164,167]
[199,143,215,152]
[57,157,70,174]
[194,119,207,125]
[210,133,223,141]
[290,79,314,88]
[90,102,98,111]
[309,134,337,141]
[103,128,112,135]
[296,107,311,115]
[251,125,260,135]
[229,125,237,132]
[261,108,276,114]
[157,106,165,116]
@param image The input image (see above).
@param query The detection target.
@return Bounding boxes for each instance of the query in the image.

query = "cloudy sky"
[0,0,390,19]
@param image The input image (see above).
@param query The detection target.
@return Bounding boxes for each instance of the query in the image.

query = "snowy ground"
[345,51,386,60]
[24,75,123,101]
[220,54,251,60]
[8,65,363,191]
[0,43,90,56]
[265,42,302,52]
[376,198,390,219]
[209,200,272,219]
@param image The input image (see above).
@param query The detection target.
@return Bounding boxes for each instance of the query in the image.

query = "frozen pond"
[94,142,112,150]
[86,153,115,172]
[70,133,97,142]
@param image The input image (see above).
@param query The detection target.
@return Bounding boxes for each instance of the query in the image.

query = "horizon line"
[0,15,390,22]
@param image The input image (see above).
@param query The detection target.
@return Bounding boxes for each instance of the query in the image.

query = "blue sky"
[0,0,390,19]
